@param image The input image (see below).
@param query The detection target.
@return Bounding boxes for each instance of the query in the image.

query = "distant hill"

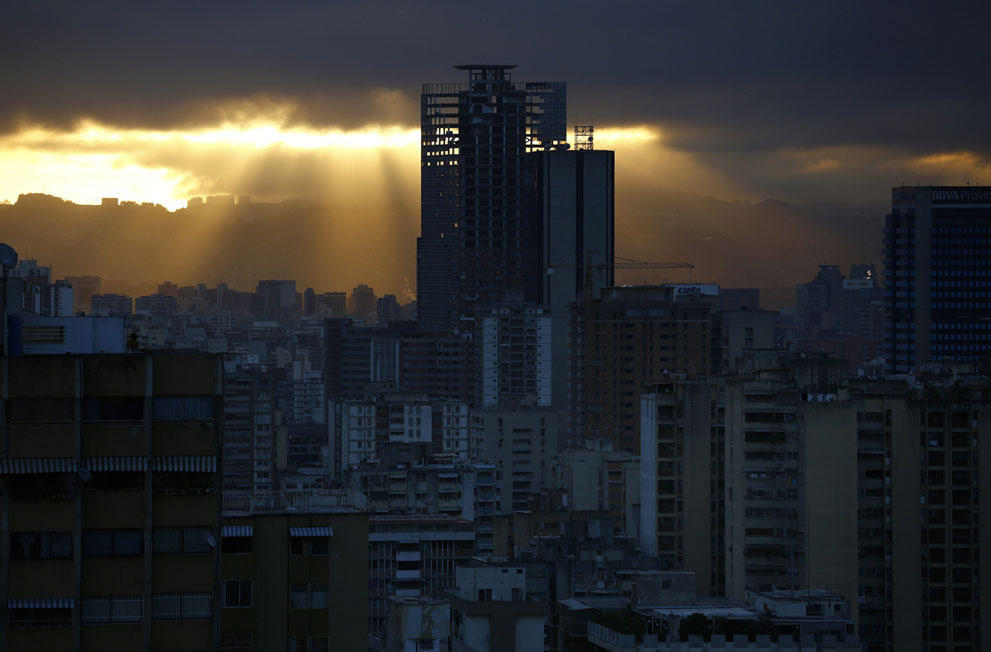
[614,190,885,307]
[0,191,885,307]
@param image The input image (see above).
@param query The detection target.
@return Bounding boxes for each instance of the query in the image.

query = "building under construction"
[417,65,569,332]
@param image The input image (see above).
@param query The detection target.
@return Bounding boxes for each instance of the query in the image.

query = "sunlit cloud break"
[0,118,659,210]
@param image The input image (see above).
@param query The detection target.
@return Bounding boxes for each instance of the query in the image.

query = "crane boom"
[614,256,694,270]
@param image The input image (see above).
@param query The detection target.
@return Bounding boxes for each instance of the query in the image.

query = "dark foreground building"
[0,354,222,651]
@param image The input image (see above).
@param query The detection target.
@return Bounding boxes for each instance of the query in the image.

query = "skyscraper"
[417,65,566,332]
[535,146,615,423]
[885,186,991,373]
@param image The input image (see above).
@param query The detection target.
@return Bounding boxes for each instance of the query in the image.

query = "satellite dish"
[205,533,217,548]
[78,468,92,483]
[0,243,16,269]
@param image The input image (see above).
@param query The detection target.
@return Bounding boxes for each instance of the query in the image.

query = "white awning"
[222,525,253,538]
[0,458,77,474]
[289,526,333,537]
[8,597,74,609]
[83,457,147,472]
[154,456,217,472]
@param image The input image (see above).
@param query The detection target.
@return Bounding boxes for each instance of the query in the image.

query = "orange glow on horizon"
[0,119,663,210]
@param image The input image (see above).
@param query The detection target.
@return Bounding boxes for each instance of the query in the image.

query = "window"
[153,471,215,495]
[310,537,329,555]
[153,396,215,421]
[152,593,212,621]
[290,584,308,610]
[86,471,144,491]
[10,532,72,560]
[22,325,65,343]
[221,633,253,652]
[9,606,72,628]
[82,530,142,557]
[153,528,213,553]
[290,637,329,652]
[311,585,327,609]
[82,397,144,421]
[81,596,143,624]
[290,584,326,609]
[291,537,329,556]
[222,536,253,554]
[224,580,253,608]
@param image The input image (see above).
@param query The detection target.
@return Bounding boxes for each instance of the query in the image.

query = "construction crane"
[614,256,694,281]
[545,254,695,300]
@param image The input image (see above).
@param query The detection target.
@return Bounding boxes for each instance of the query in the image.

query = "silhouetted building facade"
[885,186,991,373]
[417,65,566,331]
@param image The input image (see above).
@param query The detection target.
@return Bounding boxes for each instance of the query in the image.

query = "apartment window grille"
[221,633,253,652]
[81,596,143,624]
[153,396,215,421]
[151,592,212,621]
[9,606,72,628]
[290,637,329,652]
[10,531,72,560]
[152,527,212,553]
[22,325,65,343]
[82,529,142,557]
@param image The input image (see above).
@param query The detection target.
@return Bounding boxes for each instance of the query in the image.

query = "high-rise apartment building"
[0,353,222,651]
[571,286,711,452]
[885,186,991,373]
[473,303,552,410]
[399,332,472,402]
[418,65,566,331]
[223,371,279,492]
[640,378,725,597]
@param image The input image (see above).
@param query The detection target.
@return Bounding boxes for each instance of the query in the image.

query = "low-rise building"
[220,489,368,651]
[368,514,476,636]
[449,562,546,652]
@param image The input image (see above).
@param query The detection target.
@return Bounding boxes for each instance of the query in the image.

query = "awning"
[154,456,217,472]
[289,526,333,537]
[0,458,77,474]
[83,457,147,472]
[222,525,253,538]
[8,597,74,609]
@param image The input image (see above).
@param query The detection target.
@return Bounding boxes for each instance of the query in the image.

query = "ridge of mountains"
[0,191,885,308]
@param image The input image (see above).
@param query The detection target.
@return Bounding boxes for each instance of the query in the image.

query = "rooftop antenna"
[575,125,594,151]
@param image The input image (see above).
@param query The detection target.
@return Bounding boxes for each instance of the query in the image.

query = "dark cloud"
[2,0,990,200]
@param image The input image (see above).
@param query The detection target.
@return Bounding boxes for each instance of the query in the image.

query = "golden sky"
[0,103,988,303]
